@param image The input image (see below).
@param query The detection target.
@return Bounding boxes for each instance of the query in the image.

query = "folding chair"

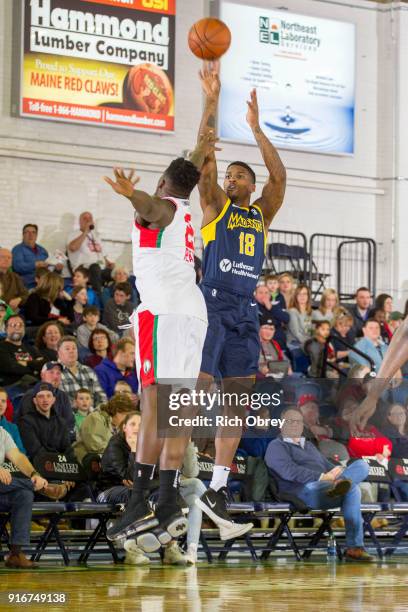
[255,502,302,561]
[64,502,121,564]
[384,503,408,556]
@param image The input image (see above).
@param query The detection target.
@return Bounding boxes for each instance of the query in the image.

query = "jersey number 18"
[239,232,255,257]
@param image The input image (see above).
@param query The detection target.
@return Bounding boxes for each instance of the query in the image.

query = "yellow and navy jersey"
[201,199,267,297]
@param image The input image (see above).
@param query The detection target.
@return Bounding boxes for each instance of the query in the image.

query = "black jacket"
[100,433,136,488]
[19,405,72,462]
[0,340,44,386]
[20,388,76,442]
[24,293,74,326]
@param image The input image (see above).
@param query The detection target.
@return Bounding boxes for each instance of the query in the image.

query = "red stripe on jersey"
[134,221,163,248]
[137,310,156,387]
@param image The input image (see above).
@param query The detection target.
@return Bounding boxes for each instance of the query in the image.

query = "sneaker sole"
[107,515,159,542]
[136,527,172,553]
[166,516,188,539]
[220,522,254,541]
[195,498,235,529]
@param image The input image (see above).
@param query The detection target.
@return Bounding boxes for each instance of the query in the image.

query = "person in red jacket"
[338,401,392,460]
[257,315,291,379]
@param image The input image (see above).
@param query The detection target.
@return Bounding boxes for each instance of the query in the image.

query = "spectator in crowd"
[12,224,50,289]
[71,286,88,327]
[255,284,289,349]
[73,393,134,463]
[312,289,340,324]
[348,287,372,338]
[304,320,337,378]
[374,293,393,321]
[24,272,73,327]
[371,307,393,345]
[66,266,100,308]
[336,400,392,461]
[58,336,107,406]
[84,328,114,369]
[278,273,295,309]
[0,388,26,453]
[0,315,44,388]
[102,266,139,308]
[0,300,13,339]
[102,282,134,336]
[335,365,372,419]
[19,362,76,442]
[19,382,72,463]
[99,411,141,504]
[67,212,113,295]
[287,284,313,348]
[297,394,333,443]
[114,380,139,409]
[388,312,404,336]
[265,407,373,561]
[73,388,93,434]
[349,319,388,373]
[265,274,282,303]
[0,427,50,568]
[35,321,64,362]
[77,306,118,351]
[95,337,138,398]
[331,312,355,366]
[257,315,290,379]
[380,404,408,501]
[0,248,28,311]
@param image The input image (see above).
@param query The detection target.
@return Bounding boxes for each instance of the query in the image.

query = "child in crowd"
[102,282,134,336]
[71,286,88,327]
[66,266,100,307]
[0,300,13,338]
[304,320,337,378]
[74,388,94,434]
[77,306,119,350]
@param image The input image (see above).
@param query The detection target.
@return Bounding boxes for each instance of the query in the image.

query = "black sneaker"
[107,501,158,542]
[196,487,253,541]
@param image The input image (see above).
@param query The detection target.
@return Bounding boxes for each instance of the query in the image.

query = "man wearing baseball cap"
[18,382,72,464]
[19,362,75,441]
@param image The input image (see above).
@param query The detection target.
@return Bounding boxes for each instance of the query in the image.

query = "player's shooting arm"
[197,62,227,215]
[248,90,286,227]
[104,169,174,226]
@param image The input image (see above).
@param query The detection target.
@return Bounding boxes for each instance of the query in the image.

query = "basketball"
[188,18,231,60]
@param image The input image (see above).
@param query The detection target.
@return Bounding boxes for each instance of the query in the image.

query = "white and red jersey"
[131,197,207,322]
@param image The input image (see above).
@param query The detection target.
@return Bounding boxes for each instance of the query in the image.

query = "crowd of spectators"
[1,220,408,567]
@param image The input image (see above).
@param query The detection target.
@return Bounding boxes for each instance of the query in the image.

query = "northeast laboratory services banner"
[219,2,355,154]
[19,0,176,131]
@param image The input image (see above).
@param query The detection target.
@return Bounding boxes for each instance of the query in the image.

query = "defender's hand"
[104,168,140,198]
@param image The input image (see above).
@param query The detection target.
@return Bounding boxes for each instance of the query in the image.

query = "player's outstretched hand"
[199,60,221,99]
[104,168,140,198]
[246,88,260,129]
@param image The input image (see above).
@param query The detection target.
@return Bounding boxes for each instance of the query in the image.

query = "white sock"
[210,466,230,491]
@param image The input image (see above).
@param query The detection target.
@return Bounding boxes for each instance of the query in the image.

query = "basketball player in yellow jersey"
[195,63,287,531]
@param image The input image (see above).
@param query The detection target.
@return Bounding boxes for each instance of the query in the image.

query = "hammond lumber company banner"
[19,0,176,131]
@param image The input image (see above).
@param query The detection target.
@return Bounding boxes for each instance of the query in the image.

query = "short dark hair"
[114,282,132,296]
[363,318,380,328]
[227,162,256,184]
[356,287,370,296]
[58,335,77,349]
[83,306,99,317]
[75,388,91,398]
[23,223,38,233]
[315,320,331,329]
[164,158,201,195]
[74,266,90,280]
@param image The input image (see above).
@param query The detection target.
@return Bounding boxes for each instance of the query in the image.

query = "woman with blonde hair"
[24,272,73,326]
[287,284,313,347]
[278,273,295,309]
[312,288,340,323]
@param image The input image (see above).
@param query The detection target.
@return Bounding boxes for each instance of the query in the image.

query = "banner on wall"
[19,0,176,131]
[218,2,355,154]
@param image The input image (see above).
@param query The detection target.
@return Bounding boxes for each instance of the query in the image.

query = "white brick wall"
[0,0,405,304]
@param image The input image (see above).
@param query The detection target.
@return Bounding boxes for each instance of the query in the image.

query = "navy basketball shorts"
[199,284,260,378]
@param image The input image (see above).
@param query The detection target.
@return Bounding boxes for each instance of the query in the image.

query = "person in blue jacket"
[255,284,289,350]
[0,388,26,454]
[12,224,51,289]
[239,406,280,458]
[95,338,138,398]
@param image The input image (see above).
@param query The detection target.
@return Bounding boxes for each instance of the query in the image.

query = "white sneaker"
[219,521,253,541]
[163,541,187,566]
[184,543,198,565]
[123,539,150,565]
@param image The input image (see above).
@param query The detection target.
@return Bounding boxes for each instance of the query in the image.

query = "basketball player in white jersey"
[104,137,213,551]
